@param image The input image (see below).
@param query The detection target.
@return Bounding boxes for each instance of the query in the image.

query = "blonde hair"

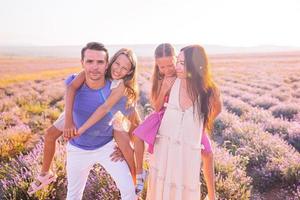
[151,43,176,103]
[106,48,139,106]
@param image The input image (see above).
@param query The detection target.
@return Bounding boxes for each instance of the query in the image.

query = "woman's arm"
[77,82,126,135]
[211,88,222,120]
[201,88,221,200]
[64,71,85,140]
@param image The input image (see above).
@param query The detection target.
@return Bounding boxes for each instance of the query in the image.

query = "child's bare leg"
[133,136,144,174]
[132,135,145,195]
[114,130,136,180]
[28,125,62,195]
[41,125,62,174]
[202,151,216,200]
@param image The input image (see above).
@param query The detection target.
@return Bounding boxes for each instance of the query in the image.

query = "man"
[64,42,136,200]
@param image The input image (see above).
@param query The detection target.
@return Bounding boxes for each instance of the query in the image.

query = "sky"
[0,0,300,47]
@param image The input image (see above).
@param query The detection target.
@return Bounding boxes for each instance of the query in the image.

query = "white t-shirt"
[110,79,123,90]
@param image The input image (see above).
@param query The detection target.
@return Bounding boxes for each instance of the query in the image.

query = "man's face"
[82,49,108,81]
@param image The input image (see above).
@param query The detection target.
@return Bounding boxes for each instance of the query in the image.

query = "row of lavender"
[0,73,254,200]
[1,61,300,199]
[213,64,300,198]
[0,78,65,162]
[217,67,300,151]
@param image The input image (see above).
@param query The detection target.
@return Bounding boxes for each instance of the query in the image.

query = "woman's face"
[111,54,132,80]
[156,56,176,77]
[175,51,187,79]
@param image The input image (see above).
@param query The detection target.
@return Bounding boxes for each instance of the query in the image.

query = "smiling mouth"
[113,72,120,77]
[90,72,101,76]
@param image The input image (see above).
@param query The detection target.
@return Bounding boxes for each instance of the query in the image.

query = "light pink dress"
[146,78,203,200]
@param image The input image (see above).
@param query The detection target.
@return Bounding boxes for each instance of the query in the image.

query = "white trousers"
[66,140,136,200]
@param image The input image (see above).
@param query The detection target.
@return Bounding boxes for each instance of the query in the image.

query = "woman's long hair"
[151,43,176,103]
[106,48,139,106]
[181,45,219,133]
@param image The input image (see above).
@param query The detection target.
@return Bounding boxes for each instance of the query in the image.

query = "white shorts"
[53,111,65,131]
[54,111,131,133]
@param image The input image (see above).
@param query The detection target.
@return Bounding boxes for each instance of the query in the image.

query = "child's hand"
[77,127,84,136]
[63,122,78,141]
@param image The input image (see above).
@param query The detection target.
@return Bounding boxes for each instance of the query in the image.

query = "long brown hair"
[181,45,219,133]
[151,43,176,103]
[106,48,139,106]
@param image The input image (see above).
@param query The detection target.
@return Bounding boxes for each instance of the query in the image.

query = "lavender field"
[0,52,299,200]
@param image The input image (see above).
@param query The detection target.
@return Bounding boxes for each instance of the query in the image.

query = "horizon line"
[1,43,300,49]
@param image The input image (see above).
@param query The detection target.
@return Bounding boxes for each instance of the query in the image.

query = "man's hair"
[81,42,109,62]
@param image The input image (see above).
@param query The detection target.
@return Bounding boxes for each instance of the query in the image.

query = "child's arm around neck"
[77,80,126,135]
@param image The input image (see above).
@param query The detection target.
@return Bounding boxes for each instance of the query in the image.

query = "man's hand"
[63,122,78,141]
[110,146,125,162]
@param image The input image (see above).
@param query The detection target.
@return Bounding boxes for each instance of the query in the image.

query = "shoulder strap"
[99,81,114,118]
[111,79,123,89]
[167,78,180,107]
